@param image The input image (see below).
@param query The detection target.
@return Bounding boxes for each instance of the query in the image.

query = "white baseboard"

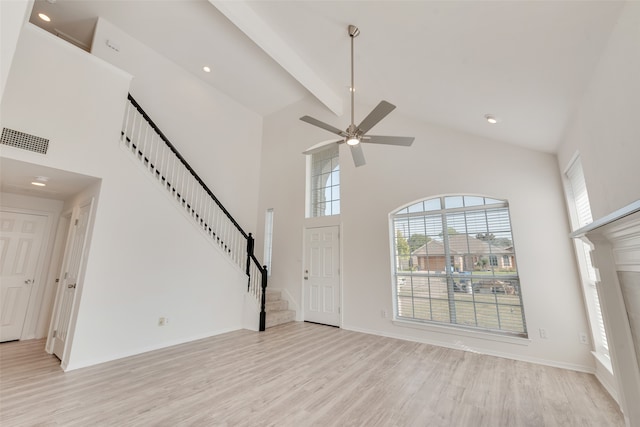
[343,324,595,374]
[64,327,240,371]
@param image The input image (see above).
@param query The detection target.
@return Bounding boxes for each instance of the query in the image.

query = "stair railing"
[121,94,267,331]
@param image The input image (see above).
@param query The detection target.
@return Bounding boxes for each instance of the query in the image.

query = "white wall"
[555,1,640,407]
[1,25,256,369]
[91,18,263,233]
[258,96,594,371]
[557,1,640,219]
[0,0,32,101]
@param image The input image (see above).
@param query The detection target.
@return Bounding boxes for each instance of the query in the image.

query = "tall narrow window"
[564,156,609,356]
[263,208,274,276]
[391,195,526,337]
[308,145,340,217]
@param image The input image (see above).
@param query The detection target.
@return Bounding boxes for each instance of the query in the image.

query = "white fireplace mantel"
[572,200,640,427]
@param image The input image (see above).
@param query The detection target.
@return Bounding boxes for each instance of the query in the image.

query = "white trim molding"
[574,201,640,427]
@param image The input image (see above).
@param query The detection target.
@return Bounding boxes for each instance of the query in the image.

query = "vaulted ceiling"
[29,0,626,153]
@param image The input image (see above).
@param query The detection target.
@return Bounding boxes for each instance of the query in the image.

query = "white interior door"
[51,200,93,359]
[304,226,340,326]
[0,211,47,342]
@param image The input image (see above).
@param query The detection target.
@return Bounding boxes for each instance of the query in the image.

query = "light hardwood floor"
[0,322,623,426]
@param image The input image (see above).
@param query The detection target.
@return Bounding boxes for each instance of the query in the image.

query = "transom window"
[308,144,340,217]
[391,195,527,337]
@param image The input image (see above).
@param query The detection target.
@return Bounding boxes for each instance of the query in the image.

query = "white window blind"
[593,284,608,352]
[565,156,609,354]
[391,195,526,337]
[566,158,593,228]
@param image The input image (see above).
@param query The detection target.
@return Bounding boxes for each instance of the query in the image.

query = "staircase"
[121,94,269,331]
[265,290,295,328]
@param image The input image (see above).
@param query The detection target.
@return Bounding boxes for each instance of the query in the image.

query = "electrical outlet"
[539,328,548,339]
[381,309,388,318]
[579,332,589,345]
[158,317,168,326]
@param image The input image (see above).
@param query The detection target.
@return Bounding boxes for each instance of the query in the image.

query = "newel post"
[259,265,268,332]
[246,233,254,291]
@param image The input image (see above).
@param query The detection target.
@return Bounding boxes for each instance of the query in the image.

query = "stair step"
[266,299,288,312]
[266,309,296,329]
[264,289,295,328]
[265,290,281,302]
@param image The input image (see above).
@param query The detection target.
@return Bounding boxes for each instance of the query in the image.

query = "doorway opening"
[0,158,100,367]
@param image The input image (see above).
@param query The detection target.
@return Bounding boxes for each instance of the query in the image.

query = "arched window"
[391,195,527,336]
[307,144,340,217]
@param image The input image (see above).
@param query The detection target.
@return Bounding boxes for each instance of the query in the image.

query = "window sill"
[592,350,613,374]
[392,318,531,346]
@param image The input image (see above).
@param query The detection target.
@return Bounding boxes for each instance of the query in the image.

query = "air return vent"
[1,128,49,154]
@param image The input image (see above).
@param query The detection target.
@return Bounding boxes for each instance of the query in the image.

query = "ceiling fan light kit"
[300,25,414,167]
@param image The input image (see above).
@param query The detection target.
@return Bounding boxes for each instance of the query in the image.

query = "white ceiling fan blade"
[364,135,415,146]
[350,143,366,167]
[356,101,396,134]
[300,116,346,137]
[302,141,342,155]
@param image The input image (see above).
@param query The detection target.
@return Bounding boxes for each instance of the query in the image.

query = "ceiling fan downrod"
[348,25,360,141]
[299,24,414,167]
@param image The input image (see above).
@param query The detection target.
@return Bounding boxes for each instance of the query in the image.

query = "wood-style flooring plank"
[0,322,623,426]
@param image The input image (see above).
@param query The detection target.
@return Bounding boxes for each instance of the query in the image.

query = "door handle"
[24,279,33,284]
[68,283,77,289]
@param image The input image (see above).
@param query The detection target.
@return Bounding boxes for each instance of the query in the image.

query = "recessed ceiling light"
[38,13,51,22]
[31,176,49,187]
[202,66,211,73]
[485,114,499,124]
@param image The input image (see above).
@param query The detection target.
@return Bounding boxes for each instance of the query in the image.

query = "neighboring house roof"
[411,235,512,256]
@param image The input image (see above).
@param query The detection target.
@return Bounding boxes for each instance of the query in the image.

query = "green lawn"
[396,276,525,334]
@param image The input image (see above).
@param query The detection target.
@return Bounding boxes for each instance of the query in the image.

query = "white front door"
[51,200,93,359]
[0,211,47,342]
[304,226,340,326]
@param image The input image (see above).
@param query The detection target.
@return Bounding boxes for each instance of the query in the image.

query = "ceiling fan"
[300,25,414,167]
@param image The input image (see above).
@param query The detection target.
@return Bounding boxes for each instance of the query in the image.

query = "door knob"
[68,283,77,289]
[24,279,33,284]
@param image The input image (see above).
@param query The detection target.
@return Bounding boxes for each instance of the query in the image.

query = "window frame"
[263,208,274,276]
[390,195,527,338]
[563,154,609,360]
[306,144,340,218]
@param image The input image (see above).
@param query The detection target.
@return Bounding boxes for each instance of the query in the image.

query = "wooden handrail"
[125,94,267,331]
[127,94,248,239]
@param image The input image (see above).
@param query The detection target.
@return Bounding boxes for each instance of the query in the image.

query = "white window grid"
[309,145,340,217]
[391,195,527,337]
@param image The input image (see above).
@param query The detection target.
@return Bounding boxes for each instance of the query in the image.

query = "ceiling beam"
[209,0,343,116]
